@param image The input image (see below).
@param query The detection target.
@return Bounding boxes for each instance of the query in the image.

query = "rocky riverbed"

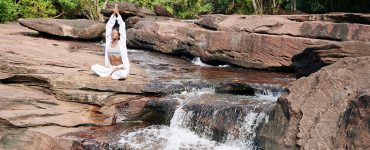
[2,2,370,149]
[0,22,295,149]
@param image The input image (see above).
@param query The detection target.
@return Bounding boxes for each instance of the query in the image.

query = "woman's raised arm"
[105,14,116,43]
[116,14,126,41]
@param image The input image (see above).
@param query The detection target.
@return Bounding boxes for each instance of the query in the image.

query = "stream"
[111,49,295,150]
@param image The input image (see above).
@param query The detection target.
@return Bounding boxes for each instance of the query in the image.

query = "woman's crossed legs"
[91,64,128,80]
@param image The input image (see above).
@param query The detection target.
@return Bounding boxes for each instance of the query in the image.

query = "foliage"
[209,0,254,15]
[120,0,212,19]
[0,0,17,23]
[52,0,81,18]
[296,0,370,14]
[0,0,369,23]
[18,0,57,18]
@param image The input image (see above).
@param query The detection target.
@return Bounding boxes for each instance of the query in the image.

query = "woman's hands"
[113,4,120,15]
[111,65,124,72]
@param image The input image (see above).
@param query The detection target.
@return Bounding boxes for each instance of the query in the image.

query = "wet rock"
[177,93,276,144]
[65,123,148,150]
[139,97,179,125]
[216,82,287,96]
[143,81,212,95]
[258,56,370,149]
[18,18,105,40]
[99,97,152,124]
[216,82,255,95]
[101,2,155,18]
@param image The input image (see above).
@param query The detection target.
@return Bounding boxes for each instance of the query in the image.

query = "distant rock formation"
[126,14,370,75]
[18,18,105,40]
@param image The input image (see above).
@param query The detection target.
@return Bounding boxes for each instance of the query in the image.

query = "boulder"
[18,18,105,40]
[154,5,174,17]
[292,41,370,77]
[285,13,370,25]
[101,2,155,18]
[196,14,370,42]
[258,56,370,149]
[127,18,370,71]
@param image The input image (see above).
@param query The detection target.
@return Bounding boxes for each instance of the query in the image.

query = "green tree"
[18,0,57,18]
[0,0,17,23]
[52,0,81,18]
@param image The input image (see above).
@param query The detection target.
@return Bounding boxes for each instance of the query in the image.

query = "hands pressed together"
[113,4,120,15]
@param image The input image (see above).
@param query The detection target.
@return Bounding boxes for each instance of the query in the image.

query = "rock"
[139,97,179,125]
[127,14,370,71]
[0,120,70,150]
[127,19,190,54]
[0,84,110,127]
[196,14,370,42]
[292,41,370,77]
[285,13,370,25]
[18,18,105,40]
[195,14,227,30]
[0,20,155,150]
[101,2,155,18]
[154,5,174,17]
[258,56,370,149]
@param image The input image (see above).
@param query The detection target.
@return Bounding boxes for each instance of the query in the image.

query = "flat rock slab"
[127,15,370,75]
[0,84,110,127]
[196,14,370,42]
[18,18,105,40]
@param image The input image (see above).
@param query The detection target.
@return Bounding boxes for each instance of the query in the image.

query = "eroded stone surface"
[258,56,370,149]
[18,18,105,40]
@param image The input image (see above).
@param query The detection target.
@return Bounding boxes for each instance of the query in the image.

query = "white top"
[107,45,120,54]
[104,14,130,72]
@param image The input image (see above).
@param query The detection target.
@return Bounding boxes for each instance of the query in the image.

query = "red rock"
[258,56,370,149]
[154,5,174,17]
[196,14,370,42]
[18,18,105,40]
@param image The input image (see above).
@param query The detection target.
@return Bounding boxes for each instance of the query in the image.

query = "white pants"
[91,64,129,80]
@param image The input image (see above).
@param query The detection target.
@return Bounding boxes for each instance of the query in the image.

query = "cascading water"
[118,87,282,150]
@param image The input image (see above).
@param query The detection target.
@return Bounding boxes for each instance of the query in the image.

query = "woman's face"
[112,29,119,40]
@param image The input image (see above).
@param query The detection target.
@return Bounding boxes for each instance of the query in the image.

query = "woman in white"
[91,4,130,80]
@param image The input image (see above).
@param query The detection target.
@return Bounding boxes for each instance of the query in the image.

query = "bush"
[0,0,17,23]
[122,0,212,19]
[18,0,57,18]
[52,0,81,18]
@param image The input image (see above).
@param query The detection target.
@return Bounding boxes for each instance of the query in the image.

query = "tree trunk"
[252,0,258,14]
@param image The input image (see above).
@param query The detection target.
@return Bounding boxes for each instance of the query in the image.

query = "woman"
[91,4,130,80]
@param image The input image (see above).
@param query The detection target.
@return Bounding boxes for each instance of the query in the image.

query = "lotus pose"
[91,4,130,80]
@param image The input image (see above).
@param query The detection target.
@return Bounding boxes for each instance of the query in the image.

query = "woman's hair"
[113,23,120,32]
[112,24,120,41]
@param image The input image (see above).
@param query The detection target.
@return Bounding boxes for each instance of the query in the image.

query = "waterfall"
[118,88,281,150]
